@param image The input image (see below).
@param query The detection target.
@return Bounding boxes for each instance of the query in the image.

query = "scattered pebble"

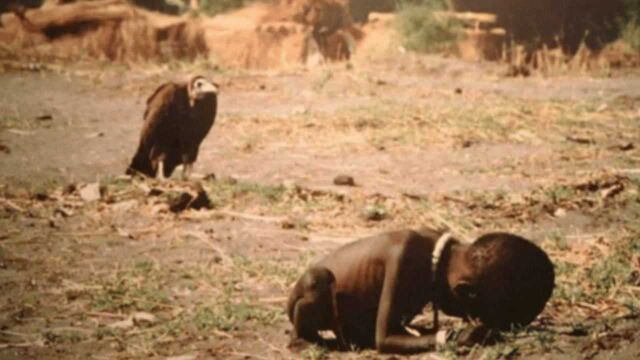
[32,191,49,201]
[333,175,355,186]
[54,207,73,218]
[281,219,295,229]
[35,114,53,121]
[85,132,104,139]
[168,183,212,213]
[360,206,386,221]
[566,135,595,145]
[554,208,567,218]
[63,183,77,195]
[132,311,156,326]
[0,144,10,154]
[148,188,163,197]
[79,182,101,202]
[166,355,197,360]
[611,142,634,151]
[111,199,138,213]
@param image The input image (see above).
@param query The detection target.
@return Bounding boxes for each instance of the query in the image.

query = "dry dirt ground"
[1,54,640,360]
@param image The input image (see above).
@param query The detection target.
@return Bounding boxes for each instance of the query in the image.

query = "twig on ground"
[183,230,234,266]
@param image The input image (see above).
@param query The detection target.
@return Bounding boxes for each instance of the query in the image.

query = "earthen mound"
[0,0,207,62]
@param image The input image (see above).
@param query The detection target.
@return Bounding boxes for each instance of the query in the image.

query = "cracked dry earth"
[1,55,640,360]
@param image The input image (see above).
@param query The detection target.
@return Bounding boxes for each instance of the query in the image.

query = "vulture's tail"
[126,145,156,178]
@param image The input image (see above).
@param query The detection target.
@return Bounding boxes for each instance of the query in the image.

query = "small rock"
[600,184,624,200]
[111,200,138,213]
[169,193,194,213]
[333,175,355,187]
[566,136,595,145]
[203,172,216,181]
[32,191,49,201]
[460,139,473,148]
[148,188,163,197]
[612,142,634,151]
[35,114,53,121]
[151,204,168,214]
[108,318,134,330]
[54,207,73,218]
[132,312,156,326]
[166,355,197,360]
[116,227,134,240]
[62,183,77,195]
[79,182,101,202]
[0,144,10,154]
[454,87,463,95]
[554,208,567,218]
[360,206,386,221]
[168,184,212,213]
[85,132,104,139]
[190,188,212,210]
[281,219,295,229]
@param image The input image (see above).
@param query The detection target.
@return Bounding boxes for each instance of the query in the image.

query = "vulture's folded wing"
[140,82,188,148]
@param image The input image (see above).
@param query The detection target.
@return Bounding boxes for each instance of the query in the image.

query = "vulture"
[126,75,218,179]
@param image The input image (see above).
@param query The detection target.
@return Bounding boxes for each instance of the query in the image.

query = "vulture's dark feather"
[126,76,218,178]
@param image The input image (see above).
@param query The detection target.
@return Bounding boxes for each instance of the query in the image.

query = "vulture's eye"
[196,81,203,88]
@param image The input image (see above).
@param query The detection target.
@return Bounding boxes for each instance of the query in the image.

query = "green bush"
[199,0,249,16]
[396,0,461,53]
[622,0,640,52]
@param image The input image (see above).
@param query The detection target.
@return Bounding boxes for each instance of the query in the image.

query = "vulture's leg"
[181,153,192,180]
[157,161,166,181]
[182,163,193,180]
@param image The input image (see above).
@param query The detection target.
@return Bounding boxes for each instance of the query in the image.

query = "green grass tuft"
[396,0,461,53]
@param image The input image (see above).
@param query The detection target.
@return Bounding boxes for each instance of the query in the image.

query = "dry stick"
[0,330,38,340]
[212,329,233,339]
[0,198,26,213]
[180,209,286,224]
[183,230,234,266]
[258,296,288,304]
[212,210,285,224]
[0,341,44,349]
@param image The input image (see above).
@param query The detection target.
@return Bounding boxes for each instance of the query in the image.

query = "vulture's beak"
[201,82,218,94]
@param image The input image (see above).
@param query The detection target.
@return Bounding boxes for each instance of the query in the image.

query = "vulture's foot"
[182,163,193,180]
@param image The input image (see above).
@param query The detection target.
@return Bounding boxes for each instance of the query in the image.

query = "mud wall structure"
[206,0,363,69]
[0,0,207,61]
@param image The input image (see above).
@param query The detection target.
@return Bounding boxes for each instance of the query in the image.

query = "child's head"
[446,233,555,329]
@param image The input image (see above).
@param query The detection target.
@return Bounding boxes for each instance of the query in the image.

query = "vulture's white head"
[188,76,218,104]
